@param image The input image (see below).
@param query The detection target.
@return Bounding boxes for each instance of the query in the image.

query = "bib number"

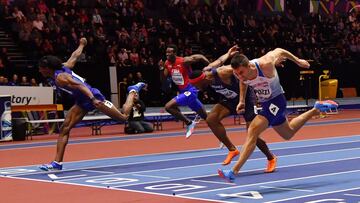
[269,103,279,116]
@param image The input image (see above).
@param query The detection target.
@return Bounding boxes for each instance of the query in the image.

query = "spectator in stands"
[19,75,30,86]
[118,48,129,67]
[135,72,146,83]
[12,6,25,22]
[91,8,103,27]
[129,48,140,66]
[26,7,37,21]
[8,74,18,86]
[41,39,54,55]
[0,76,5,85]
[37,0,49,14]
[126,94,153,134]
[0,58,5,75]
[3,77,9,86]
[48,8,60,22]
[32,15,44,31]
[127,72,136,86]
[30,78,38,86]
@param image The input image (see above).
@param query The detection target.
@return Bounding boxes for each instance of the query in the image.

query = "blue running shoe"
[127,82,146,93]
[314,100,338,112]
[185,121,196,139]
[39,161,63,171]
[218,169,235,183]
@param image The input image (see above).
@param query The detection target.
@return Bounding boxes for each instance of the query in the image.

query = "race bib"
[254,82,272,100]
[269,103,279,116]
[104,100,114,108]
[171,70,184,85]
[214,88,238,99]
[184,91,191,96]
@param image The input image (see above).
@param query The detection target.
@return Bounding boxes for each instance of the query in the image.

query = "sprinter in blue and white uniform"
[38,38,145,171]
[189,46,276,172]
[218,48,338,182]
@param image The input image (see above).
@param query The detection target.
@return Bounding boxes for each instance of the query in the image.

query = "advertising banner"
[0,86,54,106]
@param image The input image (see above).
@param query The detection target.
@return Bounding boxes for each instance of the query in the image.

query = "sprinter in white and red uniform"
[218,48,338,182]
[159,44,209,137]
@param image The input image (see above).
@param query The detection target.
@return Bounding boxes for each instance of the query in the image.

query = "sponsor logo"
[11,95,36,105]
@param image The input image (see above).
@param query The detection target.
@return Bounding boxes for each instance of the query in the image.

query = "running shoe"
[314,100,338,112]
[265,155,277,173]
[218,169,235,183]
[127,82,146,93]
[39,161,63,171]
[185,121,196,138]
[222,149,240,165]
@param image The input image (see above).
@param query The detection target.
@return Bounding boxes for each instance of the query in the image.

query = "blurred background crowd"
[0,0,359,107]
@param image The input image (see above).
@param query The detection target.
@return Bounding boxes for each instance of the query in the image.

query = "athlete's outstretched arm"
[204,45,239,70]
[268,48,310,68]
[63,38,87,69]
[183,54,210,67]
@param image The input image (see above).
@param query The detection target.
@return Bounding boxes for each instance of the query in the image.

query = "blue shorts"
[76,88,105,111]
[219,87,257,122]
[259,94,287,126]
[174,85,203,112]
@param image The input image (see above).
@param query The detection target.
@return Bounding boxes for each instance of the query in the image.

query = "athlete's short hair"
[38,55,63,70]
[230,53,250,69]
[167,44,178,54]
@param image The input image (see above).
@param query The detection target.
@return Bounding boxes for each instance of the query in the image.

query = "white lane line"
[131,174,170,179]
[48,174,87,180]
[82,169,114,174]
[191,179,236,186]
[260,185,314,192]
[344,193,360,197]
[265,187,360,203]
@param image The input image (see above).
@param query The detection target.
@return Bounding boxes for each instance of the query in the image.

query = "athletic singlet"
[210,68,239,100]
[53,66,93,97]
[165,57,193,90]
[243,59,284,102]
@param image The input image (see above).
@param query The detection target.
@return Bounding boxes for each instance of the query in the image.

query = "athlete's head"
[38,55,63,77]
[230,53,251,81]
[166,44,177,63]
[189,69,210,91]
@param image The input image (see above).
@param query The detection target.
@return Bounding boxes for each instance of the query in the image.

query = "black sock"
[256,138,274,160]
